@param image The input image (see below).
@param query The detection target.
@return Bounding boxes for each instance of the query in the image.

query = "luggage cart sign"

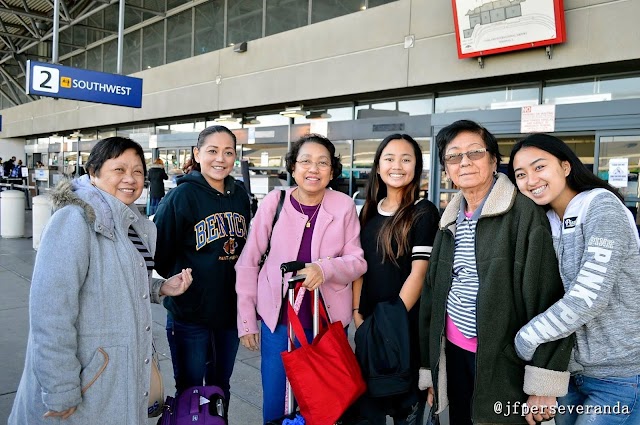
[26,60,143,108]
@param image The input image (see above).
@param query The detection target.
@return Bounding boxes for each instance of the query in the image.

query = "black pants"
[445,341,476,425]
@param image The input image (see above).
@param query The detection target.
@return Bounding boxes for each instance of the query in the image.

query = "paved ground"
[0,211,441,425]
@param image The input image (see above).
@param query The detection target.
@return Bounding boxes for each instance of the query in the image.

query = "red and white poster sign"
[452,0,566,59]
[521,104,556,133]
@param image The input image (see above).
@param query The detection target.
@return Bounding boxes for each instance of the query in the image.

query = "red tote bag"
[281,295,366,425]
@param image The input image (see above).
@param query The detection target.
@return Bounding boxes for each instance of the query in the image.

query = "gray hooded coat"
[9,175,162,425]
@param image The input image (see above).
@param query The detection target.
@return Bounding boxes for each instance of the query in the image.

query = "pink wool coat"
[236,187,367,337]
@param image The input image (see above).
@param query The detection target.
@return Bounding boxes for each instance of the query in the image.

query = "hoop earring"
[493,170,497,177]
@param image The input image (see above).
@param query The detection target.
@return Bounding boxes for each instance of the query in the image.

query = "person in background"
[182,157,195,174]
[353,134,440,425]
[509,133,640,425]
[236,133,367,424]
[4,156,15,177]
[147,158,169,216]
[35,161,45,168]
[419,120,573,425]
[9,137,192,425]
[153,126,252,410]
[12,159,23,178]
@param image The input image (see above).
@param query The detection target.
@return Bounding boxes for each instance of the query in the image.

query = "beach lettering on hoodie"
[194,212,247,251]
[518,243,613,347]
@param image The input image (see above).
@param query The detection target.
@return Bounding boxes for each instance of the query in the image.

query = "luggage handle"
[189,388,199,415]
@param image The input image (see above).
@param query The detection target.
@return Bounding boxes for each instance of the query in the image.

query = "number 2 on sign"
[32,65,60,94]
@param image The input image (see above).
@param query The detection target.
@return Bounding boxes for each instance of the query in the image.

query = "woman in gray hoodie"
[9,137,192,425]
[510,133,640,425]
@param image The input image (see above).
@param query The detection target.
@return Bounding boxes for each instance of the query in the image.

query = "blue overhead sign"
[26,60,143,108]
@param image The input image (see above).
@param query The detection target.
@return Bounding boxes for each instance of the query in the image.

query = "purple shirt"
[279,196,318,329]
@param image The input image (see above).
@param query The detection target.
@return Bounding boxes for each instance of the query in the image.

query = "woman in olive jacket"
[419,120,573,425]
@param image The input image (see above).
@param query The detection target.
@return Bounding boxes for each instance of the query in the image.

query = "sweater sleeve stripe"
[412,245,432,260]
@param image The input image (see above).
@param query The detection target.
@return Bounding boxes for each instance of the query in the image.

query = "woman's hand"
[44,406,77,420]
[427,387,435,407]
[160,268,193,297]
[240,333,260,351]
[298,263,324,290]
[353,310,364,329]
[525,395,556,425]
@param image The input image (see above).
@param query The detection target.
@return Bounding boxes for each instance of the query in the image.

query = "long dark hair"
[360,134,424,266]
[508,133,623,201]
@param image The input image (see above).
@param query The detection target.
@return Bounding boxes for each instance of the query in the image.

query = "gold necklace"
[295,190,322,228]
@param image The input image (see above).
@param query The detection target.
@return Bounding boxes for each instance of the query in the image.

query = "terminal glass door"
[596,132,640,227]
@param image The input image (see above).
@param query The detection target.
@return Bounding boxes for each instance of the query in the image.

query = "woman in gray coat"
[9,137,192,425]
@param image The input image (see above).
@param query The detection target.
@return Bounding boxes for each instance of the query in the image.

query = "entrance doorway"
[596,131,640,227]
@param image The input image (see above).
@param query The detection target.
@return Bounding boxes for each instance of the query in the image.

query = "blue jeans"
[166,316,240,401]
[147,197,162,216]
[261,322,314,424]
[555,374,639,425]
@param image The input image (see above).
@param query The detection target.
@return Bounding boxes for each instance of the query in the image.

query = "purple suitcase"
[157,386,227,425]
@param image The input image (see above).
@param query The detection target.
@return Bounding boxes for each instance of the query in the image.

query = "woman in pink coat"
[235,133,367,424]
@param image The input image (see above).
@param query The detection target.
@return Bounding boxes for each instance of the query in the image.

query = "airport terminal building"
[0,0,639,222]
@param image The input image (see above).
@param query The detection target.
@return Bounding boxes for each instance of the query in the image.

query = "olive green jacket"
[419,174,573,424]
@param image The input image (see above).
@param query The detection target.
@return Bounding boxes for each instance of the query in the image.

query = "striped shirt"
[128,226,154,273]
[447,214,480,338]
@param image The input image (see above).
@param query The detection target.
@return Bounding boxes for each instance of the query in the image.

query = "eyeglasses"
[443,148,487,165]
[296,159,331,170]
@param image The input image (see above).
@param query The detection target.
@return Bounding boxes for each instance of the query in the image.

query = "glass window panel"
[194,1,224,55]
[368,0,396,7]
[170,121,195,132]
[144,0,166,15]
[435,86,538,113]
[73,26,87,47]
[545,75,640,104]
[59,29,74,56]
[123,30,141,74]
[227,0,263,46]
[598,135,640,201]
[98,128,117,138]
[61,58,71,67]
[103,5,118,31]
[195,119,206,131]
[295,105,354,123]
[241,143,288,169]
[86,46,102,71]
[103,39,117,73]
[266,0,308,36]
[168,0,189,10]
[81,13,104,45]
[312,0,365,24]
[124,0,144,28]
[599,75,640,101]
[71,52,86,69]
[143,21,165,69]
[167,10,192,63]
[543,79,600,105]
[398,98,433,115]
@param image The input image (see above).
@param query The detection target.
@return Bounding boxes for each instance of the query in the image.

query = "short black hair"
[285,133,342,180]
[85,137,147,177]
[435,119,501,167]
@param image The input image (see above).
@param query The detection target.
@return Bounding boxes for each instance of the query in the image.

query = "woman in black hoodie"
[153,126,251,411]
